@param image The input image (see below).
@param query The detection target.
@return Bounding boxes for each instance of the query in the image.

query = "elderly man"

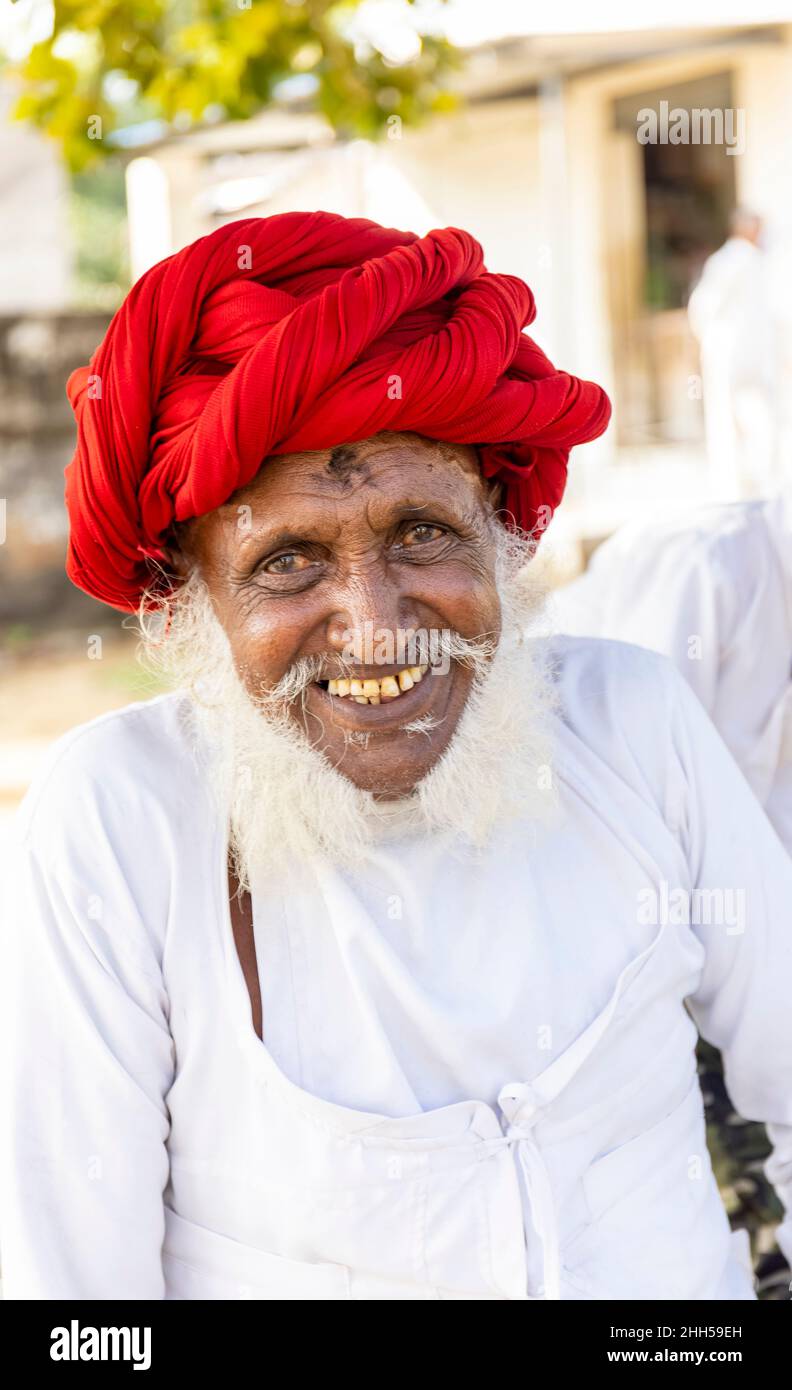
[2,212,792,1303]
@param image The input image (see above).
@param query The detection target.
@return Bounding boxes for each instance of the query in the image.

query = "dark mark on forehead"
[327,445,366,481]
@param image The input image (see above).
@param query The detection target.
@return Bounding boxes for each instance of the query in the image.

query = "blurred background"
[2,0,792,1294]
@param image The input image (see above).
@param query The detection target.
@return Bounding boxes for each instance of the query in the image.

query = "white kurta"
[2,636,792,1301]
[553,500,792,856]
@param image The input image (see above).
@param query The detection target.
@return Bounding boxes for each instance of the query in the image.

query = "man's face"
[175,433,502,797]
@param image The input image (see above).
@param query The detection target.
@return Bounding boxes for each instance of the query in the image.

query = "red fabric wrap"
[64,211,611,611]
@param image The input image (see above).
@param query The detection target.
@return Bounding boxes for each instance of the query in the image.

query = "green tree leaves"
[7,0,458,170]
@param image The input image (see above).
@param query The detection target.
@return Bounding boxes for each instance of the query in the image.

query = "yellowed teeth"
[326,665,428,704]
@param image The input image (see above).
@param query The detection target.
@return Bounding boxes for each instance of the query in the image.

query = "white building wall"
[0,79,72,312]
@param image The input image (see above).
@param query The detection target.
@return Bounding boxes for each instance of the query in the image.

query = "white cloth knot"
[496,1080,560,1301]
[497,1080,543,1130]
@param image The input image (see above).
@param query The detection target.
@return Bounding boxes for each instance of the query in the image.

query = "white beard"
[138,526,561,892]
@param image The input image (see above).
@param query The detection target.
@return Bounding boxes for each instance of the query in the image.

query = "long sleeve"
[666,665,792,1268]
[0,733,176,1299]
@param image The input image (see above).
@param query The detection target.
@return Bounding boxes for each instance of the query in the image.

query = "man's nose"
[325,569,413,656]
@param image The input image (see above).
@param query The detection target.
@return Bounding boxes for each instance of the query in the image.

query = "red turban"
[64,211,610,611]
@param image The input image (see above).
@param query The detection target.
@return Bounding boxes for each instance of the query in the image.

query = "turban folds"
[65,211,611,611]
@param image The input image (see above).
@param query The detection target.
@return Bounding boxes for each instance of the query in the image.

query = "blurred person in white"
[688,207,784,500]
[553,495,792,858]
[2,213,792,1305]
[554,495,792,1291]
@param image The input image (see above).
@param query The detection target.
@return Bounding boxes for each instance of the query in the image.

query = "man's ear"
[159,522,194,580]
[160,544,191,579]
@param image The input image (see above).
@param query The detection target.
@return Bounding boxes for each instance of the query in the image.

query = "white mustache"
[258,629,498,707]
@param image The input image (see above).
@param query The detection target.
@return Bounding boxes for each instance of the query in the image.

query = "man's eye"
[402,523,445,545]
[263,551,312,575]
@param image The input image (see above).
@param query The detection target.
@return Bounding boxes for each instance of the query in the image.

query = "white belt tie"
[489,921,670,1301]
[496,1080,560,1302]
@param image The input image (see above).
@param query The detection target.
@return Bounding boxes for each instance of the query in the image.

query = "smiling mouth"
[315,664,429,706]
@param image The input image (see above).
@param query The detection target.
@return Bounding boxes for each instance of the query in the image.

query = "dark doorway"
[610,72,738,443]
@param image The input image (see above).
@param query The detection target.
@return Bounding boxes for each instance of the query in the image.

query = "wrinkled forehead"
[180,432,491,555]
[245,431,482,502]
